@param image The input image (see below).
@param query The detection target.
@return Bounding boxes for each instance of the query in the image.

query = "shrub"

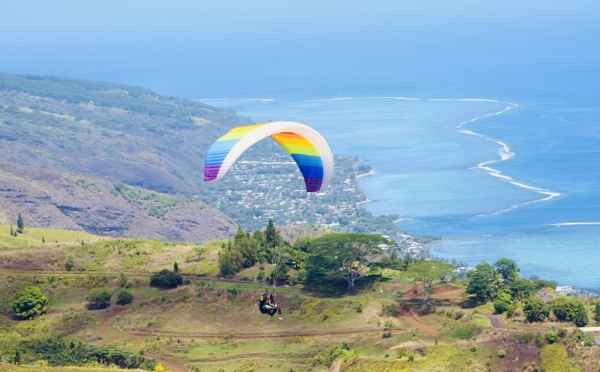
[497,349,507,358]
[397,348,414,360]
[309,342,351,367]
[535,332,545,348]
[494,299,510,314]
[115,290,133,305]
[118,273,129,288]
[521,332,533,344]
[523,297,550,322]
[150,269,183,289]
[546,331,558,344]
[86,289,111,309]
[540,344,570,372]
[454,310,465,320]
[13,286,48,320]
[552,296,588,326]
[556,327,568,338]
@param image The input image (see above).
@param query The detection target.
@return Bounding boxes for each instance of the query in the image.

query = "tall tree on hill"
[594,301,600,322]
[466,262,495,303]
[302,233,391,294]
[265,219,282,250]
[17,213,24,233]
[494,258,520,284]
[406,260,455,305]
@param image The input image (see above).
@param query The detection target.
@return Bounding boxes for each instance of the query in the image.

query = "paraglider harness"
[257,291,282,318]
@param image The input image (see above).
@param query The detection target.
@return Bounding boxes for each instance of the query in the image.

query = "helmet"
[263,291,268,296]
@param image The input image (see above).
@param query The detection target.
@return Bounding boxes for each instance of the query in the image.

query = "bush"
[552,296,588,326]
[115,290,133,305]
[29,335,156,369]
[494,299,510,314]
[523,297,550,322]
[521,332,533,344]
[497,349,507,358]
[397,348,414,360]
[150,269,183,289]
[86,289,111,309]
[556,327,568,338]
[309,342,351,367]
[540,344,570,372]
[13,286,48,320]
[546,331,558,344]
[454,310,465,320]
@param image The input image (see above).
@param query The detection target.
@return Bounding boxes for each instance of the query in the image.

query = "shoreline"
[355,170,375,208]
[355,169,375,179]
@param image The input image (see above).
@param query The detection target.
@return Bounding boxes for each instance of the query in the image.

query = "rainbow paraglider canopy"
[204,121,334,192]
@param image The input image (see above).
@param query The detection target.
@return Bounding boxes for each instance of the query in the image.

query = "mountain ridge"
[0,72,245,242]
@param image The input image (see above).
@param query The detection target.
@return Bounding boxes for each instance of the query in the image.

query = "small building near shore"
[556,286,576,294]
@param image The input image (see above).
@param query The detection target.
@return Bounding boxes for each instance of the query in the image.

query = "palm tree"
[490,270,505,299]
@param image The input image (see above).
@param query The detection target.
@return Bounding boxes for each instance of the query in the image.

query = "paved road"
[579,327,600,332]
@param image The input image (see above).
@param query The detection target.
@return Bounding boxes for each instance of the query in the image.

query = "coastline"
[355,170,375,208]
[355,169,375,179]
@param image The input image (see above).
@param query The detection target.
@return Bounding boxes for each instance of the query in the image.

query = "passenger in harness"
[257,291,282,320]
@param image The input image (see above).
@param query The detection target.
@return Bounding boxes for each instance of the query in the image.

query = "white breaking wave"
[303,96,561,218]
[307,96,422,102]
[453,101,563,217]
[196,98,274,102]
[551,222,600,227]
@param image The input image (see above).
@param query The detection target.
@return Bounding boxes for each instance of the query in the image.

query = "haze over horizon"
[2,1,599,99]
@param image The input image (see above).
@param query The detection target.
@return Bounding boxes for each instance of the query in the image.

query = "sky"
[2,1,599,98]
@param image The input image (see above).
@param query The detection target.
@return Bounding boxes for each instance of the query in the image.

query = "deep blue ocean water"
[201,84,600,290]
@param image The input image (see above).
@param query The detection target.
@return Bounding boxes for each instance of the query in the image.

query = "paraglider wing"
[204,121,334,192]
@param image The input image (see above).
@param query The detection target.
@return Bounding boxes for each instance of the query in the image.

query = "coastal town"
[203,149,432,256]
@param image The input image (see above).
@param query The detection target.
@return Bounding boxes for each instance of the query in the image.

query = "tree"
[406,260,454,305]
[12,286,48,320]
[86,288,111,309]
[65,257,74,271]
[115,290,133,305]
[150,269,183,289]
[553,296,588,326]
[494,258,520,284]
[466,262,495,303]
[490,269,505,299]
[302,233,390,293]
[523,296,550,322]
[173,261,179,273]
[595,301,600,323]
[570,300,589,327]
[218,242,243,277]
[265,219,283,250]
[17,213,24,233]
[507,280,535,300]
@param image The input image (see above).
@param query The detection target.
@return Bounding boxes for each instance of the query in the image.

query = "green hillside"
[1,229,598,371]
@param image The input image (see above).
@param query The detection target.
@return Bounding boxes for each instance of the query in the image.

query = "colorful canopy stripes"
[204,121,334,192]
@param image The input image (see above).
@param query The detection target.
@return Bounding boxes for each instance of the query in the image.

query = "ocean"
[200,84,600,290]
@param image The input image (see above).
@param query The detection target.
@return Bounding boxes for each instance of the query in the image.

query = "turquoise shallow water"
[202,95,600,290]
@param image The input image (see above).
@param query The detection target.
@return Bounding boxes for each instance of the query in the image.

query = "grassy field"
[0,225,99,248]
[0,233,594,371]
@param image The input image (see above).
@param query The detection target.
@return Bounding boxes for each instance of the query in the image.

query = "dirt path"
[126,327,410,340]
[98,306,128,330]
[482,312,505,328]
